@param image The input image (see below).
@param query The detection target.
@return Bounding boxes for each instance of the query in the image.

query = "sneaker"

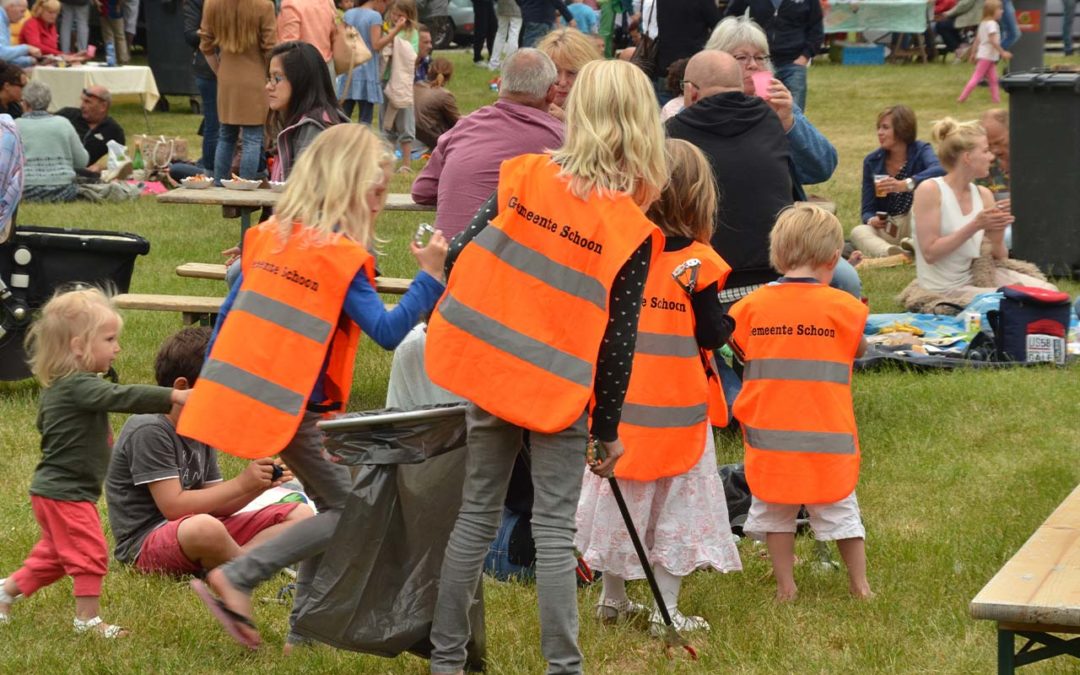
[648,609,710,637]
[594,597,648,623]
[899,237,915,255]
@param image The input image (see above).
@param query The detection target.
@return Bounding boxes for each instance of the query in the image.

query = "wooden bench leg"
[998,627,1015,675]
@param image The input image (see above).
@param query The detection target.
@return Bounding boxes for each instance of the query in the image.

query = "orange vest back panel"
[425,153,661,433]
[178,221,373,459]
[615,242,731,481]
[729,282,868,504]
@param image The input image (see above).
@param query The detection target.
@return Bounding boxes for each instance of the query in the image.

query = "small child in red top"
[0,288,189,636]
[728,205,872,603]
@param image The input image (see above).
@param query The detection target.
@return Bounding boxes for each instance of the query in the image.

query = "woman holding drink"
[852,105,944,259]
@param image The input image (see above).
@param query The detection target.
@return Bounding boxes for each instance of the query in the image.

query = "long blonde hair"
[204,0,270,54]
[549,60,667,202]
[931,116,986,171]
[536,27,602,75]
[272,124,393,250]
[26,287,122,387]
[647,139,717,243]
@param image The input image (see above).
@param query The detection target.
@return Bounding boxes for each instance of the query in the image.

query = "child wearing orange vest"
[178,124,449,650]
[728,204,872,603]
[576,139,742,635]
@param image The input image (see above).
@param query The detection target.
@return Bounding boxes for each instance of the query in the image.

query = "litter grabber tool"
[671,258,702,295]
[585,438,699,660]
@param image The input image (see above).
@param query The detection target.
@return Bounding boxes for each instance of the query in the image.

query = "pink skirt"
[575,430,742,579]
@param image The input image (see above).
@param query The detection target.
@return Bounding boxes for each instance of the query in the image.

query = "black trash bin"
[0,227,151,381]
[1001,70,1080,279]
[145,0,197,110]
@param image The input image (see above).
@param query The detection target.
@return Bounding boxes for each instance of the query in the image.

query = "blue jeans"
[214,124,263,184]
[342,99,375,125]
[521,21,553,48]
[1000,0,1020,49]
[1064,0,1077,54]
[774,62,808,111]
[830,257,863,299]
[195,76,219,171]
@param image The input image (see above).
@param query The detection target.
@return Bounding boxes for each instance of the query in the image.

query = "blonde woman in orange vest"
[179,124,449,651]
[575,139,742,636]
[424,59,666,674]
[728,205,872,603]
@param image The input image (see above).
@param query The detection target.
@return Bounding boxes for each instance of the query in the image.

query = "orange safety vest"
[425,153,662,433]
[615,242,731,481]
[728,282,868,504]
[177,220,374,459]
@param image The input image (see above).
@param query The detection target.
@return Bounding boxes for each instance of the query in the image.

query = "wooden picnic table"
[175,262,412,294]
[157,187,433,239]
[970,482,1080,673]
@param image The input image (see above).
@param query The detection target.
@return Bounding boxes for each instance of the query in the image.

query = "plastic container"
[1001,70,1080,278]
[829,42,885,66]
[0,226,150,380]
[105,42,116,67]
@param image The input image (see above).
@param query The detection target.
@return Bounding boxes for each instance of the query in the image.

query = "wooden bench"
[970,483,1080,673]
[175,263,411,295]
[115,292,396,325]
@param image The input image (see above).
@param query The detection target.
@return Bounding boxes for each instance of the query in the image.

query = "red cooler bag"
[988,285,1072,364]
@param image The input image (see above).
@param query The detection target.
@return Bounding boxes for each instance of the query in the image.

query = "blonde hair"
[931,116,986,171]
[982,0,1002,18]
[388,0,418,31]
[26,287,122,387]
[646,139,716,243]
[769,204,844,274]
[549,60,667,202]
[536,28,602,75]
[272,124,393,250]
[31,0,59,17]
[204,0,270,54]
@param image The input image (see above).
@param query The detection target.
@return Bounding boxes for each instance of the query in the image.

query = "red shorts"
[134,503,299,575]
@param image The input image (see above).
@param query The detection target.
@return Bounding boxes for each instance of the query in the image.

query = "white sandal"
[0,577,21,623]
[73,616,128,638]
[648,608,711,636]
[594,597,649,623]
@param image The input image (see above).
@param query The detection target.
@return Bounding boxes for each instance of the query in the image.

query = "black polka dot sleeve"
[590,240,653,443]
[691,281,735,350]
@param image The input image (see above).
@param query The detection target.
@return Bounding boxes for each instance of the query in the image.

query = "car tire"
[429,16,453,49]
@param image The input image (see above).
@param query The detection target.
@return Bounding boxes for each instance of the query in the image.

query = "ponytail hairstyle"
[427,57,453,87]
[931,116,986,171]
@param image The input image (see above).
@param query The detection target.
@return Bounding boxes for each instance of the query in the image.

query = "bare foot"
[775,586,798,603]
[848,250,864,267]
[850,583,875,600]
[206,568,258,644]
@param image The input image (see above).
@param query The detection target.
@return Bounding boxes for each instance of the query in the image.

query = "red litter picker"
[585,438,698,660]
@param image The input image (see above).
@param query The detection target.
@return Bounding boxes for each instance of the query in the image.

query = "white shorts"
[743,491,865,542]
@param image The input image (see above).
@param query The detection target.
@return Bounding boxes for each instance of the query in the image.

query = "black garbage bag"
[293,403,486,671]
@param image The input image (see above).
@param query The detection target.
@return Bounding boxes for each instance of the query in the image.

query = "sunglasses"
[81,89,107,103]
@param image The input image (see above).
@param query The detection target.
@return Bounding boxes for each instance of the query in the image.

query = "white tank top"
[913,177,984,293]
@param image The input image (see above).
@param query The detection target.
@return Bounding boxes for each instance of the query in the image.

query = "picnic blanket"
[857,293,1080,370]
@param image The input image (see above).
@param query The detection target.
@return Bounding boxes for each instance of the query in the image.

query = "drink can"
[963,311,981,333]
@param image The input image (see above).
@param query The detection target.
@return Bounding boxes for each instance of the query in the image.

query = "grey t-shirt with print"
[105,414,222,565]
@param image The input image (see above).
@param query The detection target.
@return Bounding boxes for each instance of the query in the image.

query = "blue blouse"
[860,140,945,223]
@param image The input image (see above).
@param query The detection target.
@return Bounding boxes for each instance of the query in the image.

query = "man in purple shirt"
[412,48,563,241]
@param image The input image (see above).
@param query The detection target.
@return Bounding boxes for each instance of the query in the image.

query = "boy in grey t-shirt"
[105,328,313,575]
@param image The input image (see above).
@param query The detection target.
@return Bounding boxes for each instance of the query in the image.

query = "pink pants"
[959,58,1001,103]
[9,495,109,598]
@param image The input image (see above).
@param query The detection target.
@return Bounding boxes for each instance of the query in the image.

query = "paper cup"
[751,71,773,100]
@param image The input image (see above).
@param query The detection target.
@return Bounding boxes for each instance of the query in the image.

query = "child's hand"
[393,15,406,30]
[222,246,240,267]
[411,230,449,282]
[170,387,191,406]
[240,458,277,491]
[1002,50,1013,60]
[588,438,624,478]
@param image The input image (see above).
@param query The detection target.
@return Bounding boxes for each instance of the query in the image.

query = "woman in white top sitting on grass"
[905,117,1054,313]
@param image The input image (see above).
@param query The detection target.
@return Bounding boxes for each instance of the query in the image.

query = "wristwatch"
[905,178,916,192]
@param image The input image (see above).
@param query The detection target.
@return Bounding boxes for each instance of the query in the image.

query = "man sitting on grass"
[105,327,313,576]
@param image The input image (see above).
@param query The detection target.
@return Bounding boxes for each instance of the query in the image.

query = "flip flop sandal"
[190,579,261,650]
[73,616,128,638]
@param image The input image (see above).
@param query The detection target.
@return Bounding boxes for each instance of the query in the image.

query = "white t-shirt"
[976,20,1001,61]
[635,0,658,39]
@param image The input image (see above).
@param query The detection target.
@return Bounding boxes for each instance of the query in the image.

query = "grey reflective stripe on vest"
[621,401,708,428]
[438,294,593,388]
[200,359,305,417]
[743,425,856,455]
[634,331,699,358]
[743,358,850,384]
[234,290,333,344]
[474,227,608,311]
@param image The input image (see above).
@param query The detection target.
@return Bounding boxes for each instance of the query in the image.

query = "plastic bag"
[105,140,128,172]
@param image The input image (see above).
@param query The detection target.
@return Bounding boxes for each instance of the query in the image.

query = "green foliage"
[1,51,1078,673]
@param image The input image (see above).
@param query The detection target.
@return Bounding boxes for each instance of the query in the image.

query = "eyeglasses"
[266,73,286,87]
[732,54,771,66]
[680,80,700,92]
[80,88,106,102]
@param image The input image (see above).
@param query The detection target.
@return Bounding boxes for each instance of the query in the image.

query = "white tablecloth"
[825,0,929,33]
[29,64,160,112]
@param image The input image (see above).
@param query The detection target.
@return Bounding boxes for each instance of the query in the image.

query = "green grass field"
[1,49,1079,673]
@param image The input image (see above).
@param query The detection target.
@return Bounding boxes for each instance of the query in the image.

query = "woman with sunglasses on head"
[265,41,348,182]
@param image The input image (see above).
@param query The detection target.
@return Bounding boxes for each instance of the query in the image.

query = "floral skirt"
[575,430,742,579]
